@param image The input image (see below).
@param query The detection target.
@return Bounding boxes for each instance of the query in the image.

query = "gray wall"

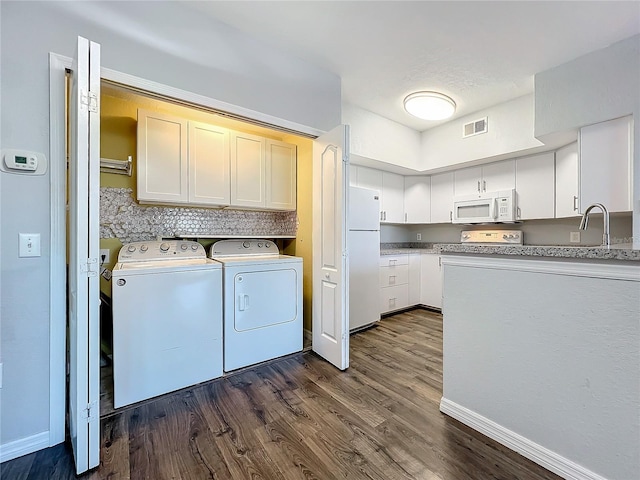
[0,1,340,448]
[535,34,640,247]
[383,213,633,247]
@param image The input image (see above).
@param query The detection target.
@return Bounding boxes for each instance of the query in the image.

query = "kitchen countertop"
[380,243,640,261]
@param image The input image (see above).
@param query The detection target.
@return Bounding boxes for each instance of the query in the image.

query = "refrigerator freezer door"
[349,229,381,330]
[349,186,380,231]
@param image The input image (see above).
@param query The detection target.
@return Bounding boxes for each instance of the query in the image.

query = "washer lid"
[113,257,221,275]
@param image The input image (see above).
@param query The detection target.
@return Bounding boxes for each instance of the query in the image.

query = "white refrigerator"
[348,186,381,331]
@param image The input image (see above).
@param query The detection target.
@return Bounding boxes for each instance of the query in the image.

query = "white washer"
[112,240,222,408]
[210,239,303,372]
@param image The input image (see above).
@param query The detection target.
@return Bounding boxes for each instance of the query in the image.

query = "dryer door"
[234,268,299,330]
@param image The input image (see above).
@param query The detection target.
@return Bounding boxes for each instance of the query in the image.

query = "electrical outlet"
[100,249,110,264]
[570,231,581,243]
[417,233,422,241]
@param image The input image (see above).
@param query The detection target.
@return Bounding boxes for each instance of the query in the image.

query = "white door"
[312,125,349,370]
[68,36,100,474]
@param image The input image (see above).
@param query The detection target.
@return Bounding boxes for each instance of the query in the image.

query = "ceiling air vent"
[463,117,488,138]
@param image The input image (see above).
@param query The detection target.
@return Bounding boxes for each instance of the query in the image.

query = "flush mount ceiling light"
[403,91,456,121]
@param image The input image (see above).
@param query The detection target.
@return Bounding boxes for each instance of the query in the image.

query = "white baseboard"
[439,398,608,480]
[0,431,51,463]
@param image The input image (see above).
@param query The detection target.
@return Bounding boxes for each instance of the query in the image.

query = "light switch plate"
[19,233,41,257]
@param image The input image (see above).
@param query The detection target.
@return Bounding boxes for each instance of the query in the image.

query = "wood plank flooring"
[1,309,561,480]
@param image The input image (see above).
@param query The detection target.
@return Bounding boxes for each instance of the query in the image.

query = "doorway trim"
[48,52,324,449]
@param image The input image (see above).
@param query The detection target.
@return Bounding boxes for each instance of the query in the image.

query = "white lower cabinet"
[420,253,442,309]
[380,252,441,314]
[380,254,409,314]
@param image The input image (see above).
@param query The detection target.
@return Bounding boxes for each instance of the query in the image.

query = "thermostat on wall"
[1,149,47,175]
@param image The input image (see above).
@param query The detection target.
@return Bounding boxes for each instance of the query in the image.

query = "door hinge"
[81,257,99,277]
[80,89,99,113]
[83,400,98,423]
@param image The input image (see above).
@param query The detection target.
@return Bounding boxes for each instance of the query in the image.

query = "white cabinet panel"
[555,142,579,218]
[379,264,409,287]
[483,160,515,193]
[380,254,409,267]
[579,116,632,213]
[454,166,483,196]
[188,121,230,206]
[515,152,555,220]
[356,166,383,191]
[348,164,358,186]
[408,253,421,305]
[404,176,431,223]
[431,172,455,224]
[230,132,266,208]
[266,139,296,210]
[382,172,405,223]
[137,109,188,204]
[380,285,409,314]
[420,254,442,309]
[454,161,515,197]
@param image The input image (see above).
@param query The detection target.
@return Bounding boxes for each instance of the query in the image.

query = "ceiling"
[188,1,640,132]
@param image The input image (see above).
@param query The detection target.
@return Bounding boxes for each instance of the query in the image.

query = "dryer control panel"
[210,239,279,257]
[117,240,206,262]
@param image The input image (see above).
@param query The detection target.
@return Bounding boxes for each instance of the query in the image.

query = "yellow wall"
[99,84,314,332]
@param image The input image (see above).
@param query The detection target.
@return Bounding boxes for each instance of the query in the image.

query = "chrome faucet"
[579,203,610,248]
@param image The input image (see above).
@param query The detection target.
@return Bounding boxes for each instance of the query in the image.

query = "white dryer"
[209,239,303,372]
[112,240,222,408]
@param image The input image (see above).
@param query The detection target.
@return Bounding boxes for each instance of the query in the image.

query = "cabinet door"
[454,166,482,196]
[482,159,515,193]
[420,254,442,309]
[266,139,297,210]
[430,172,454,223]
[230,132,265,208]
[515,152,555,220]
[188,121,230,206]
[382,172,405,223]
[137,109,188,204]
[356,166,383,191]
[408,253,421,305]
[348,164,358,186]
[404,176,431,223]
[555,142,579,218]
[579,116,632,213]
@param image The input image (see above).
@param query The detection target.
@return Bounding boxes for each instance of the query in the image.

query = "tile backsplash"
[100,187,297,243]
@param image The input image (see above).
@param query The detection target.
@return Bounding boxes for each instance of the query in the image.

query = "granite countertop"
[380,242,640,261]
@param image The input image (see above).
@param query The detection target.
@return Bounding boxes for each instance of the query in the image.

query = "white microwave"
[452,189,517,224]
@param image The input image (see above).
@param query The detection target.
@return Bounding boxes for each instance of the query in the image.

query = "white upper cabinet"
[230,131,266,208]
[382,172,405,223]
[137,109,189,204]
[515,152,555,220]
[266,139,297,211]
[430,172,455,223]
[353,166,403,223]
[555,142,579,218]
[454,160,515,197]
[404,176,431,223]
[579,116,632,213]
[188,121,230,206]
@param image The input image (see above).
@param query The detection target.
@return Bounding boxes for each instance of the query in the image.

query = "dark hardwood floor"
[2,309,561,479]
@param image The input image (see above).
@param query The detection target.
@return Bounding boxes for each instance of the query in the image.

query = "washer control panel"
[209,239,279,257]
[460,230,523,244]
[117,240,205,262]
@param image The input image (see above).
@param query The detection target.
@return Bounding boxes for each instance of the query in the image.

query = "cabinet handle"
[380,211,384,221]
[517,206,521,219]
[477,181,480,192]
[449,211,453,221]
[389,259,397,265]
[384,211,387,221]
[573,196,578,211]
[483,180,487,192]
[438,257,442,267]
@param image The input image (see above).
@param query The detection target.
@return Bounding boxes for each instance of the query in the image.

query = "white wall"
[343,103,421,171]
[535,34,640,246]
[442,259,639,479]
[0,0,340,453]
[420,95,553,172]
